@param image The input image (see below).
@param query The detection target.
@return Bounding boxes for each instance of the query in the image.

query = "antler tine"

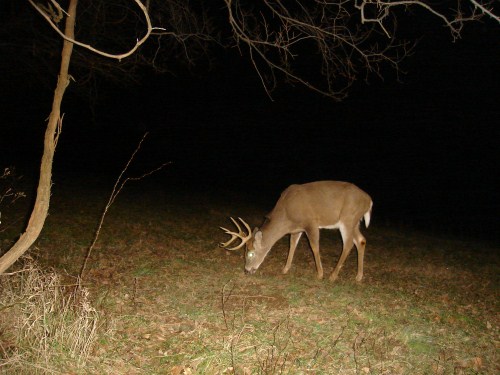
[218,227,241,249]
[219,217,252,251]
[236,216,252,235]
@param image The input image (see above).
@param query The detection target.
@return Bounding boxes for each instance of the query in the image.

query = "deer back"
[267,181,372,230]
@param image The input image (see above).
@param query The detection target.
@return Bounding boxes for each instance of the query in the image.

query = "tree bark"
[0,0,78,275]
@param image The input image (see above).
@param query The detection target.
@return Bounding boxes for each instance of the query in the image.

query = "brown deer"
[220,181,373,281]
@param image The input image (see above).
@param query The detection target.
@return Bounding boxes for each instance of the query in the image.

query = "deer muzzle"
[245,266,257,274]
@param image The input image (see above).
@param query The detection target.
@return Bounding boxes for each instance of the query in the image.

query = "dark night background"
[1,6,499,243]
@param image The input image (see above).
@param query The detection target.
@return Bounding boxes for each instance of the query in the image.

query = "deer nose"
[245,267,256,275]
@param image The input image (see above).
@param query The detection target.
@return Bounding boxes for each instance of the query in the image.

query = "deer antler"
[219,217,252,250]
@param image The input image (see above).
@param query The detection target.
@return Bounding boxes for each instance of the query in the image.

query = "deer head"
[219,217,273,273]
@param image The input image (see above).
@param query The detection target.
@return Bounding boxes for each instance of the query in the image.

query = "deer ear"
[254,230,263,246]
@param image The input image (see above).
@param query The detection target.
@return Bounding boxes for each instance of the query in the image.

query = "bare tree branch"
[224,0,411,100]
[469,0,500,23]
[18,0,497,103]
[222,0,497,100]
[356,1,484,41]
[28,0,159,61]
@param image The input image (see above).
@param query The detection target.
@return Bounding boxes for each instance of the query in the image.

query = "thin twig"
[78,132,171,283]
[221,280,235,330]
[469,0,500,22]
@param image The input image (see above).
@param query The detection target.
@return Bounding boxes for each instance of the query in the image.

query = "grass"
[0,179,498,374]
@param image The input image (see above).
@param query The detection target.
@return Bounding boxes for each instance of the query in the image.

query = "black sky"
[1,13,499,242]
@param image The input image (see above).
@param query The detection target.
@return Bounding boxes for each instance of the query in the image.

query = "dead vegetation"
[0,258,100,374]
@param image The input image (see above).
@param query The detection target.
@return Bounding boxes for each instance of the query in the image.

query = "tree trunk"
[0,0,78,275]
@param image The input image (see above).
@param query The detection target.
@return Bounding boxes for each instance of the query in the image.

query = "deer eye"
[247,251,255,259]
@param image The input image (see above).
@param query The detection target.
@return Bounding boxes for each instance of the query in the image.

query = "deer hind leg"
[305,227,323,279]
[329,223,354,281]
[283,232,303,274]
[353,223,366,282]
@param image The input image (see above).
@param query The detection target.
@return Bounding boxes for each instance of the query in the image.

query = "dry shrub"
[0,258,99,374]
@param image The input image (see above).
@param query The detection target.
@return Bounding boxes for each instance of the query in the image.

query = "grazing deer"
[220,181,373,281]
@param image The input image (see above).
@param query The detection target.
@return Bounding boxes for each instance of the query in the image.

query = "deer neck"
[260,218,289,250]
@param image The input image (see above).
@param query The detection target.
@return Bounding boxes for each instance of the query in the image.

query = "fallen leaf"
[470,357,483,370]
[432,363,445,374]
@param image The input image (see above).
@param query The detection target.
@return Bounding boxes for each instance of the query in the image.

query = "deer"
[219,181,373,281]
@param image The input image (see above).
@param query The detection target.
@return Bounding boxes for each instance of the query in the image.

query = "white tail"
[220,181,373,281]
[364,201,373,228]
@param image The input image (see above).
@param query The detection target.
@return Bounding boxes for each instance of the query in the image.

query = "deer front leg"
[305,228,323,279]
[283,232,302,274]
